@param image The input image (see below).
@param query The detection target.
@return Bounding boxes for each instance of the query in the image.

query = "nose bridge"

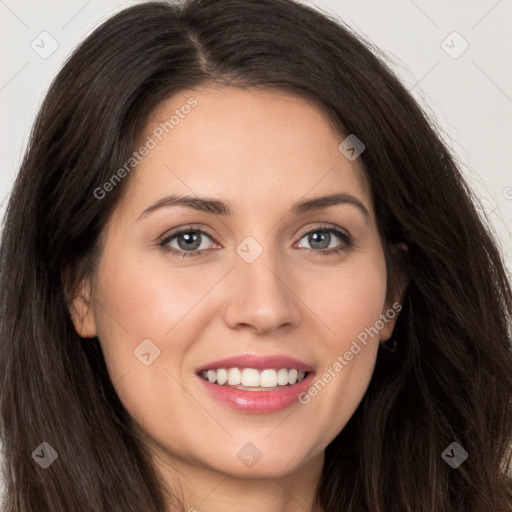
[238,235,283,290]
[222,232,299,332]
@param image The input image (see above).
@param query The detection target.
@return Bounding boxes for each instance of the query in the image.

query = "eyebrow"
[137,192,370,223]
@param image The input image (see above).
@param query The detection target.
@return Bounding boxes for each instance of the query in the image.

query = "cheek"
[305,248,388,354]
[90,251,208,433]
[296,246,387,433]
[91,246,221,378]
[334,270,386,345]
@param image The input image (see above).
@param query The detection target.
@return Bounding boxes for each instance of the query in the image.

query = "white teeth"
[228,367,242,385]
[216,368,228,385]
[199,367,309,387]
[241,368,260,387]
[260,369,277,387]
[277,368,289,385]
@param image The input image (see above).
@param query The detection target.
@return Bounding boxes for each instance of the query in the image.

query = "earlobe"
[63,269,98,338]
[70,289,97,339]
[378,307,399,342]
[379,242,409,342]
[379,292,406,342]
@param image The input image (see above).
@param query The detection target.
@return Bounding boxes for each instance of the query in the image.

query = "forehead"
[122,86,372,219]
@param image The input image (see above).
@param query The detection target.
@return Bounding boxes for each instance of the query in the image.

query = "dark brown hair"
[1,1,511,511]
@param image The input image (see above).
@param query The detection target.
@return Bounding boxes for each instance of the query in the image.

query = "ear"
[379,242,408,342]
[62,266,98,338]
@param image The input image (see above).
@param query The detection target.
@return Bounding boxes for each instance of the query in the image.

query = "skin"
[68,86,404,512]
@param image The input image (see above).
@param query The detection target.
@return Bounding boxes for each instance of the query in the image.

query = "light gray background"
[1,0,511,492]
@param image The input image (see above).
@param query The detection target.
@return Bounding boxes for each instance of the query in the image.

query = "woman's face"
[70,86,401,483]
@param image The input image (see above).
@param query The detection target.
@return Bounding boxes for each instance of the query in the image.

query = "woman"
[1,0,511,511]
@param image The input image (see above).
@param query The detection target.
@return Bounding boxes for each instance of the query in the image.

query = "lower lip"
[196,372,315,414]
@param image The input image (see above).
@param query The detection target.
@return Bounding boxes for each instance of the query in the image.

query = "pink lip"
[195,353,315,373]
[196,371,316,414]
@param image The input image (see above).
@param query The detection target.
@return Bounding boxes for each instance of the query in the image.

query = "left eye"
[296,228,349,251]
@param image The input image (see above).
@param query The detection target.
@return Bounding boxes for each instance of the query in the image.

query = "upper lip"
[195,353,315,374]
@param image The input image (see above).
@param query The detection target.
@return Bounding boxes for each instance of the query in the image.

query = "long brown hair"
[1,1,511,510]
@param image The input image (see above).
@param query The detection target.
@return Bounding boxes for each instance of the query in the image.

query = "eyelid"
[295,223,350,241]
[157,224,217,245]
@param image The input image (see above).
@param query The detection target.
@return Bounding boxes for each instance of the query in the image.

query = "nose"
[222,243,300,334]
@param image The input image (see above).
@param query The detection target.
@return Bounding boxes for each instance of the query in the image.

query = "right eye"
[159,228,218,258]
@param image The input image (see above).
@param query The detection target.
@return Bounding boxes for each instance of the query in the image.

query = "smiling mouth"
[198,367,310,391]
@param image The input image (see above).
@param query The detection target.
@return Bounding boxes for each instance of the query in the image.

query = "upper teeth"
[200,368,307,387]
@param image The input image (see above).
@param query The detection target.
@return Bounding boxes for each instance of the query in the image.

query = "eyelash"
[157,224,352,259]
